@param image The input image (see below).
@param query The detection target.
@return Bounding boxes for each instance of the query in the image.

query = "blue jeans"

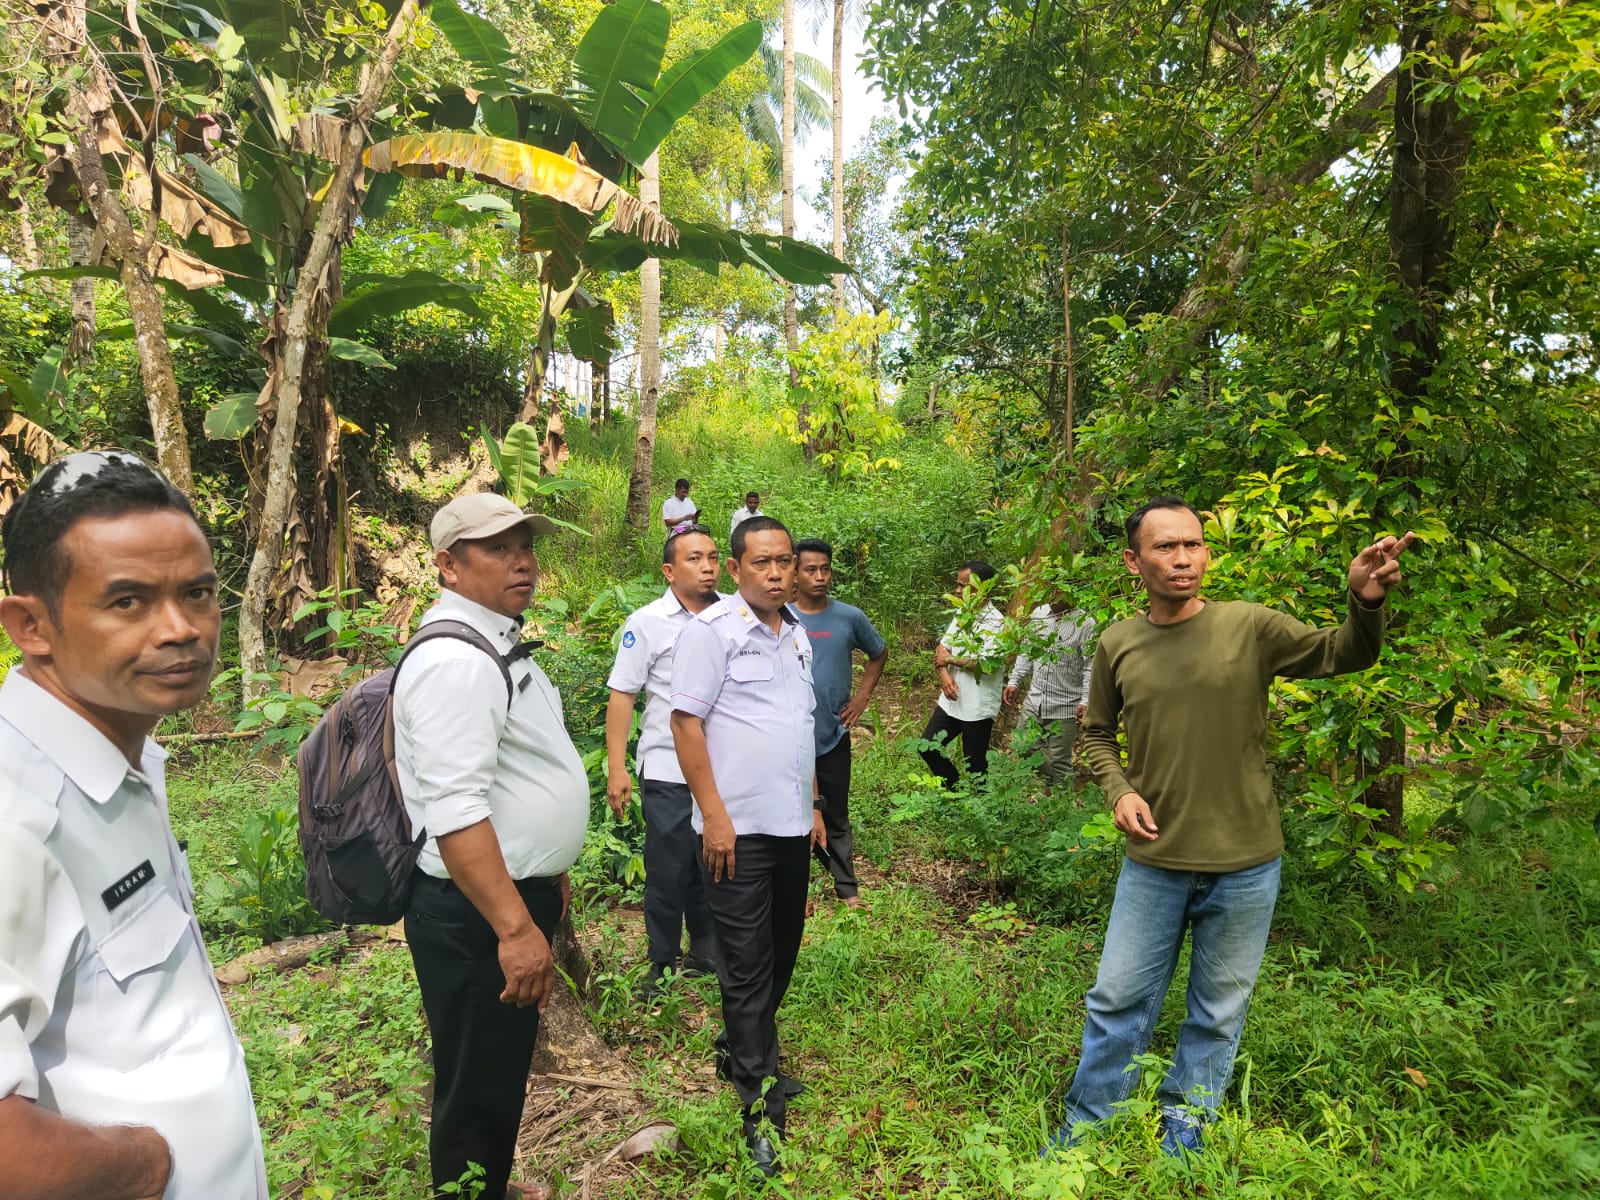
[1062,856,1281,1132]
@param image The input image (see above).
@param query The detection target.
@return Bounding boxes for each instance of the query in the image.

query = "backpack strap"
[391,618,516,705]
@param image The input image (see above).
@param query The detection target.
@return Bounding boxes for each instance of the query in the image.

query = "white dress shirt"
[0,671,268,1200]
[1006,604,1097,718]
[670,597,816,838]
[937,603,1007,722]
[394,590,589,880]
[728,506,764,538]
[607,589,730,785]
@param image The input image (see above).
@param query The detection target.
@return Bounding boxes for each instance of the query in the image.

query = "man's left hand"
[840,693,869,727]
[1075,703,1087,722]
[1348,532,1417,604]
[811,808,828,853]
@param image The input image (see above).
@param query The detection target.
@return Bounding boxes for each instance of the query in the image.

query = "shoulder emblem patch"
[621,630,636,648]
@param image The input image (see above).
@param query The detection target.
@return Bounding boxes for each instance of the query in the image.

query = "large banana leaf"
[328,271,483,337]
[365,133,676,245]
[565,302,617,367]
[626,20,762,163]
[519,195,596,291]
[582,222,848,287]
[565,0,669,150]
[431,0,512,84]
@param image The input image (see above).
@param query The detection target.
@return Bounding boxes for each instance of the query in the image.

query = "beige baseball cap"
[429,493,558,552]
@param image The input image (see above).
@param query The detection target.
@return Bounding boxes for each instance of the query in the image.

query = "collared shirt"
[0,671,268,1200]
[1006,604,1097,718]
[670,597,817,837]
[395,589,589,880]
[794,598,886,754]
[728,506,764,538]
[607,589,731,784]
[937,602,1006,722]
[662,495,697,527]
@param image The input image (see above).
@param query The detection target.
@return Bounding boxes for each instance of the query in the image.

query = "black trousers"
[698,833,810,1128]
[641,778,718,967]
[405,871,562,1199]
[812,735,858,897]
[920,706,995,788]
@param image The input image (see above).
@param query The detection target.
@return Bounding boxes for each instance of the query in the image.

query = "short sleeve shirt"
[729,506,764,538]
[607,589,731,785]
[0,670,269,1199]
[670,597,817,837]
[937,603,1006,722]
[794,599,885,754]
[662,495,697,527]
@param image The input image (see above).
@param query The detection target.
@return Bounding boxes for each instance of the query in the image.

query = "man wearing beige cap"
[397,492,589,1200]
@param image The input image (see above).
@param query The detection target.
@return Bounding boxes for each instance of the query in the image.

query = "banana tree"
[363,0,848,527]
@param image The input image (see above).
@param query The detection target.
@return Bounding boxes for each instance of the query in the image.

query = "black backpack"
[297,619,513,924]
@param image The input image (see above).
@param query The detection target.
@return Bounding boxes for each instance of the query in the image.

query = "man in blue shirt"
[792,537,888,909]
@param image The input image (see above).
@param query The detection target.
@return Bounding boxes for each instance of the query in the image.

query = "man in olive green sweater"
[1049,497,1414,1157]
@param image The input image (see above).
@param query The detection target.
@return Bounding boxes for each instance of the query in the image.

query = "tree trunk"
[830,0,846,322]
[781,0,800,395]
[1362,13,1474,836]
[624,150,662,533]
[238,0,422,701]
[65,210,97,366]
[72,128,192,493]
[1061,225,1075,462]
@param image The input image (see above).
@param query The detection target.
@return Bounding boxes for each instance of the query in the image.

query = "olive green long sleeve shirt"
[1082,594,1386,872]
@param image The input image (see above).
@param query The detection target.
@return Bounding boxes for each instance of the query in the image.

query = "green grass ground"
[168,733,1600,1199]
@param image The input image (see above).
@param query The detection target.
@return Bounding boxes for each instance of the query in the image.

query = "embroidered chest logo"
[102,859,156,912]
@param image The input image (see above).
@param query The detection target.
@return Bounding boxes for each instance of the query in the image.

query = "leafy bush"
[199,801,327,945]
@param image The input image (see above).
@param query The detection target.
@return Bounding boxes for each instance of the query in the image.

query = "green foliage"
[199,801,326,946]
[780,311,904,476]
[0,624,17,684]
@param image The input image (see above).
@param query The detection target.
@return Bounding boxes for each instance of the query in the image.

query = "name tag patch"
[102,860,156,912]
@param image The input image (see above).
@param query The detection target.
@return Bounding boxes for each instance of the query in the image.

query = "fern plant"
[0,624,18,684]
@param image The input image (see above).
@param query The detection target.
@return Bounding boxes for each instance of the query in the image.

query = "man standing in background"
[1003,594,1097,789]
[793,537,887,909]
[662,478,699,533]
[729,491,765,540]
[606,524,723,998]
[920,560,1006,787]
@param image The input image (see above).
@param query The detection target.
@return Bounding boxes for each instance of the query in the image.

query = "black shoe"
[745,1131,779,1178]
[680,953,719,977]
[635,964,671,1003]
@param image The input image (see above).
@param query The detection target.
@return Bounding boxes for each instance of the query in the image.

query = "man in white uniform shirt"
[0,451,268,1200]
[605,524,722,996]
[728,491,764,539]
[920,560,1007,787]
[670,516,826,1178]
[396,493,590,1200]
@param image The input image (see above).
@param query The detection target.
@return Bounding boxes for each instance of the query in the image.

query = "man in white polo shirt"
[397,492,590,1200]
[605,523,723,997]
[670,515,825,1178]
[0,450,268,1200]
